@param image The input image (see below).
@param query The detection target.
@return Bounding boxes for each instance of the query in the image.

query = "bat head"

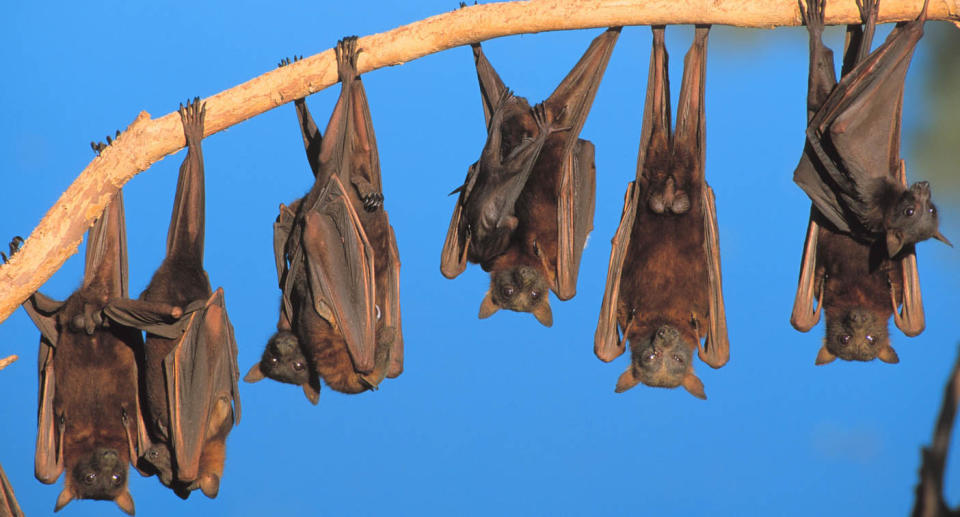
[246,331,321,405]
[139,444,174,487]
[885,181,951,256]
[818,307,898,364]
[479,265,553,327]
[618,324,706,399]
[57,447,135,515]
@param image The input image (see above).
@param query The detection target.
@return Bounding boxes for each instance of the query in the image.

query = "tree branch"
[0,0,957,322]
[912,343,960,517]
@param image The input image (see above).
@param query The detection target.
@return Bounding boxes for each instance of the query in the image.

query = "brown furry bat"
[791,0,926,364]
[440,28,621,326]
[595,26,728,400]
[14,184,145,514]
[245,38,403,404]
[103,99,241,499]
[793,0,949,257]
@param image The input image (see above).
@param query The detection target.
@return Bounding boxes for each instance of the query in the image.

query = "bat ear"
[681,372,706,400]
[54,485,75,512]
[877,345,900,364]
[532,301,553,328]
[114,489,136,515]
[815,345,837,365]
[302,383,320,405]
[886,229,905,257]
[478,291,500,319]
[933,230,953,248]
[243,362,265,383]
[614,367,640,393]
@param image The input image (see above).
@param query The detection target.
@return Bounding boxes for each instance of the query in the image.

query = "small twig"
[912,343,960,517]
[0,355,16,372]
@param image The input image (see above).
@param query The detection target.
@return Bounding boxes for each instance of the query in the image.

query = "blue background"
[1,2,958,516]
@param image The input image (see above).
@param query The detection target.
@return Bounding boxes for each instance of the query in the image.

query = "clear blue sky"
[2,2,958,516]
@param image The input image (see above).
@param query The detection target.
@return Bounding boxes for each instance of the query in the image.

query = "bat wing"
[698,184,729,368]
[163,288,240,482]
[802,16,925,232]
[541,27,620,158]
[34,339,62,484]
[302,174,377,373]
[381,219,404,378]
[293,99,323,178]
[594,181,639,362]
[554,139,595,300]
[0,463,24,517]
[790,212,824,332]
[440,162,482,279]
[891,160,925,336]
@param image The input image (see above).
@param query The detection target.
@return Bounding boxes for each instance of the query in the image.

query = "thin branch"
[0,355,16,372]
[0,0,957,322]
[912,343,960,517]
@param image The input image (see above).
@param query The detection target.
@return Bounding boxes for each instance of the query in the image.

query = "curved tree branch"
[0,0,957,322]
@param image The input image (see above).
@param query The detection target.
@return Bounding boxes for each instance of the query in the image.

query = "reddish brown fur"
[52,288,140,502]
[815,223,901,362]
[618,158,708,366]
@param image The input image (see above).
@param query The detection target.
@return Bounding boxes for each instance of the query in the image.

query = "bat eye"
[84,473,96,485]
[672,355,684,364]
[501,286,515,298]
[642,352,656,364]
[928,206,936,214]
[269,357,278,365]
[840,335,851,345]
[293,361,305,372]
[904,207,915,217]
[865,335,875,344]
[112,473,122,486]
[529,290,540,300]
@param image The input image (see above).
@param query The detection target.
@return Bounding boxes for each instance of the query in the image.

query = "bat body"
[793,0,948,257]
[104,100,241,498]
[595,26,728,399]
[791,0,925,363]
[246,39,403,403]
[441,28,621,326]
[17,188,142,514]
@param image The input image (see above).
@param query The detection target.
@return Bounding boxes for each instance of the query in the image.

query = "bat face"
[819,307,898,364]
[618,324,705,399]
[479,265,553,327]
[885,181,949,256]
[69,448,128,501]
[140,444,174,487]
[56,448,135,515]
[252,331,310,386]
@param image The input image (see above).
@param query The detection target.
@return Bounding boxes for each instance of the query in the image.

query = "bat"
[102,98,241,499]
[245,37,403,404]
[14,176,144,514]
[791,0,925,364]
[793,0,949,257]
[440,27,621,326]
[594,26,728,399]
[0,462,23,517]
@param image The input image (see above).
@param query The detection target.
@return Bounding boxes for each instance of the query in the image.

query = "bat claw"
[361,192,384,212]
[2,236,23,263]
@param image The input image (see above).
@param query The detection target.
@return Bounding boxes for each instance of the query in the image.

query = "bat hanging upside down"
[13,160,144,514]
[594,26,728,400]
[102,98,241,499]
[245,37,403,404]
[790,0,932,364]
[440,27,621,327]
